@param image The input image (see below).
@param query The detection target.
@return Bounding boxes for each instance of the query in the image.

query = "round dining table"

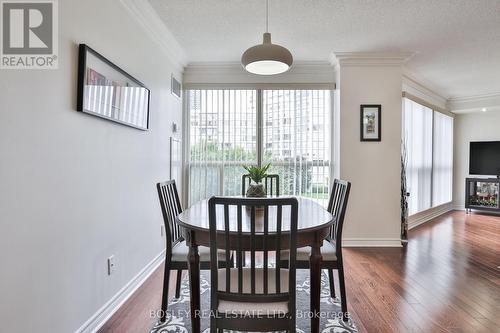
[176,196,334,333]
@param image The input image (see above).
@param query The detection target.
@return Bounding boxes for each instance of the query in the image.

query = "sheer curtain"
[432,112,454,206]
[404,98,433,215]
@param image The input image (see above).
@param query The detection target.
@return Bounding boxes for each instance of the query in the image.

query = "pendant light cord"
[266,0,269,32]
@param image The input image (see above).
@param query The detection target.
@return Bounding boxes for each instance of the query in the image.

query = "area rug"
[150,270,358,332]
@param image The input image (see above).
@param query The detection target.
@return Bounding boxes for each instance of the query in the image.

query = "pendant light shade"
[241,1,293,75]
[242,33,293,75]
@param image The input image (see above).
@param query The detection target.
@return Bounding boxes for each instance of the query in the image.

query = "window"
[262,90,332,204]
[403,98,454,215]
[404,99,433,214]
[432,112,454,206]
[187,89,333,206]
[188,90,257,204]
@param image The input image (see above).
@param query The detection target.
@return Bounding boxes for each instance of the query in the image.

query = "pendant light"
[241,0,293,75]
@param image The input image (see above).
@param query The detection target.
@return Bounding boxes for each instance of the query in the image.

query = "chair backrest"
[327,179,351,253]
[241,174,280,196]
[208,196,298,316]
[156,180,183,255]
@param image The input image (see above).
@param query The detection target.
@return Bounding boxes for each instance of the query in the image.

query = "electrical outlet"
[160,225,165,237]
[107,255,116,275]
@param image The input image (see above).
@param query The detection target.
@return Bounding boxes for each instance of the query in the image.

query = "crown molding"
[119,0,188,72]
[332,52,414,67]
[447,92,500,113]
[402,70,449,110]
[184,61,335,87]
[402,68,450,100]
[448,91,500,103]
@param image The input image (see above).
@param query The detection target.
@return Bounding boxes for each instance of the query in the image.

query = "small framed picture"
[360,105,381,141]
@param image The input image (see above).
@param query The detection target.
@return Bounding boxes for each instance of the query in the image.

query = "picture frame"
[360,104,381,141]
[77,44,150,130]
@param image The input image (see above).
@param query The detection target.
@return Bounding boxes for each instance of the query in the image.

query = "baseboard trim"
[408,203,453,230]
[342,238,402,247]
[75,249,165,333]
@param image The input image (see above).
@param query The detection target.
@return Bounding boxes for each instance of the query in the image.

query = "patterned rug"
[150,270,358,332]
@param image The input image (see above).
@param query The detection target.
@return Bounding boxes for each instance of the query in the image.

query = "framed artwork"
[170,137,182,183]
[77,44,150,130]
[360,104,381,141]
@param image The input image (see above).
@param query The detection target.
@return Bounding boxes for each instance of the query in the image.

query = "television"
[469,141,500,176]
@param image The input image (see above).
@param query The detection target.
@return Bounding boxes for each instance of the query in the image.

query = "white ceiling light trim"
[241,0,293,75]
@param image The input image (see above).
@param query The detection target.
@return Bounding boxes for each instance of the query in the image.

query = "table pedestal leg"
[188,242,201,333]
[310,241,322,333]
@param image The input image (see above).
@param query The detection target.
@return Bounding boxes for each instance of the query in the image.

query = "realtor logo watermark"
[1,0,58,69]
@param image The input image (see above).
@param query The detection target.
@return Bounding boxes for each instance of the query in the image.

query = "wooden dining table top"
[176,196,334,233]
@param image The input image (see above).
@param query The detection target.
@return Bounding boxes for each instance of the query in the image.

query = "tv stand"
[465,178,500,213]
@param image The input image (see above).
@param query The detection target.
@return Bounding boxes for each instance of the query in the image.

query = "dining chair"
[208,196,299,333]
[156,180,232,322]
[280,179,351,322]
[242,174,280,196]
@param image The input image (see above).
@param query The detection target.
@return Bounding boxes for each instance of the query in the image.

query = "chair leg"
[328,268,336,299]
[210,317,217,333]
[175,269,182,299]
[160,263,171,322]
[338,262,348,322]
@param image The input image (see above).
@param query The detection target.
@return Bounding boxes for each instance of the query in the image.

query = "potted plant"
[243,163,271,197]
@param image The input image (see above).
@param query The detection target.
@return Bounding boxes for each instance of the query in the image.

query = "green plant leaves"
[243,163,271,183]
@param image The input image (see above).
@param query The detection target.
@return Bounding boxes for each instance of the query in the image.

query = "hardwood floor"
[98,211,500,333]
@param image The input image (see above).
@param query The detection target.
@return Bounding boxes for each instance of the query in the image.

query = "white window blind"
[404,98,433,215]
[187,89,333,206]
[403,98,454,215]
[188,90,257,204]
[432,112,454,206]
[262,90,331,206]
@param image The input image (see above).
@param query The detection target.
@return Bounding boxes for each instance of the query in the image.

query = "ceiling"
[149,0,500,99]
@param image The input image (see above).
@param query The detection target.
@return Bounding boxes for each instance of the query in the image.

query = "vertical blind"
[432,112,454,206]
[188,90,257,204]
[404,98,433,215]
[262,90,331,205]
[403,98,453,215]
[187,89,332,206]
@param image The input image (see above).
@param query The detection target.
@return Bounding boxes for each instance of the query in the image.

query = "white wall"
[337,62,403,246]
[453,111,500,208]
[0,1,183,332]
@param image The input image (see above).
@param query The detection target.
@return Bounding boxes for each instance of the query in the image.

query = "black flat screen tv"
[469,141,500,176]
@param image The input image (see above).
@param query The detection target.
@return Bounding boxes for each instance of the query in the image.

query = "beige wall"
[0,1,183,332]
[453,111,500,208]
[338,65,403,246]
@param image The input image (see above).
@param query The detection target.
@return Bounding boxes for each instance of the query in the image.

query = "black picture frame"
[360,104,381,141]
[77,44,150,130]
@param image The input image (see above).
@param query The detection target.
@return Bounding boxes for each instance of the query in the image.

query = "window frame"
[182,88,336,206]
